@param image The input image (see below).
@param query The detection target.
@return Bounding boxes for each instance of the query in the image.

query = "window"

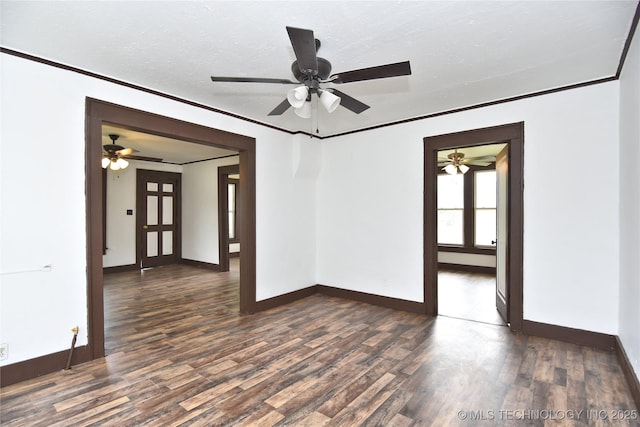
[228,180,239,242]
[474,170,497,247]
[437,174,464,244]
[437,166,497,251]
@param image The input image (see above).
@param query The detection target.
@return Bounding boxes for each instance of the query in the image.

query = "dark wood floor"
[1,261,638,426]
[438,269,506,326]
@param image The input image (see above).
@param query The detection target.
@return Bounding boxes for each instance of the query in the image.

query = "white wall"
[256,133,320,301]
[103,160,182,268]
[316,130,425,302]
[0,48,629,369]
[318,82,620,334]
[182,156,239,264]
[618,28,640,378]
[0,53,317,366]
[438,252,496,268]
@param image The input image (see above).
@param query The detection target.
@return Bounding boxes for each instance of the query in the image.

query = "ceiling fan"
[102,134,162,170]
[438,149,496,175]
[210,26,412,117]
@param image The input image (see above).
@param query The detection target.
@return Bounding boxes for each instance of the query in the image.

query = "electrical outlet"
[0,343,8,361]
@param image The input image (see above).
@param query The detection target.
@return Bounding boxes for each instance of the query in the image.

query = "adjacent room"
[436,143,506,326]
[1,1,639,425]
[100,125,242,354]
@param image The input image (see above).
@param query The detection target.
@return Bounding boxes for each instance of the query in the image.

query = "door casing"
[86,98,257,361]
[423,122,524,332]
[495,145,509,322]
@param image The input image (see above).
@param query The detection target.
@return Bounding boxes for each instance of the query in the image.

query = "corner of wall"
[617,14,640,382]
[292,133,322,180]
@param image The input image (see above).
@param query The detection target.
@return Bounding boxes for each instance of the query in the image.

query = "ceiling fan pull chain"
[315,95,320,134]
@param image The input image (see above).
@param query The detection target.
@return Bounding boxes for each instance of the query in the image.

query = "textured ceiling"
[102,125,238,165]
[438,143,506,162]
[1,1,638,138]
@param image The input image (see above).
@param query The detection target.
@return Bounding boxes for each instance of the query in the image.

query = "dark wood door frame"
[424,122,524,333]
[218,164,240,272]
[86,98,257,361]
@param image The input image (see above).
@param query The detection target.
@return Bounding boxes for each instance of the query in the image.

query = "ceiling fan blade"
[466,160,493,167]
[329,89,370,114]
[329,61,411,84]
[103,144,124,153]
[268,98,291,116]
[286,26,318,75]
[467,155,496,162]
[122,154,163,163]
[116,148,138,156]
[210,76,298,84]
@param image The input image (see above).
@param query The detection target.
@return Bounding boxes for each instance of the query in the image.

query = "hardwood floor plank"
[49,396,131,427]
[315,358,397,418]
[244,408,287,426]
[438,269,506,326]
[498,348,524,385]
[546,383,568,411]
[264,364,326,409]
[2,262,637,426]
[388,412,413,426]
[237,367,278,391]
[532,338,557,384]
[179,377,244,411]
[52,380,132,412]
[364,389,415,426]
[329,372,397,426]
[121,358,174,380]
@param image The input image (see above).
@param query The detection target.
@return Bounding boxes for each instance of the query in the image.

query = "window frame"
[437,164,497,255]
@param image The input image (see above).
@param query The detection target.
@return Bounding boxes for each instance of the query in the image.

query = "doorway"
[423,122,524,333]
[435,143,506,325]
[86,98,257,361]
[218,164,240,272]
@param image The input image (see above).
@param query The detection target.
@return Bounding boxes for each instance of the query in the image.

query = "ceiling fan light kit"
[319,90,340,113]
[294,100,312,118]
[439,149,497,175]
[102,134,139,171]
[210,26,412,120]
[444,163,469,175]
[287,86,309,108]
[109,158,129,171]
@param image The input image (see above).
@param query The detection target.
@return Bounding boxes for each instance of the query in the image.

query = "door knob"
[491,240,497,245]
[143,225,148,229]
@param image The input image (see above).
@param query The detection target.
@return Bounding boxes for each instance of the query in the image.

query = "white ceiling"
[438,142,506,161]
[2,1,638,138]
[102,125,238,164]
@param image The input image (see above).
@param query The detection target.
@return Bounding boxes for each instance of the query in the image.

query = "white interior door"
[495,145,509,322]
